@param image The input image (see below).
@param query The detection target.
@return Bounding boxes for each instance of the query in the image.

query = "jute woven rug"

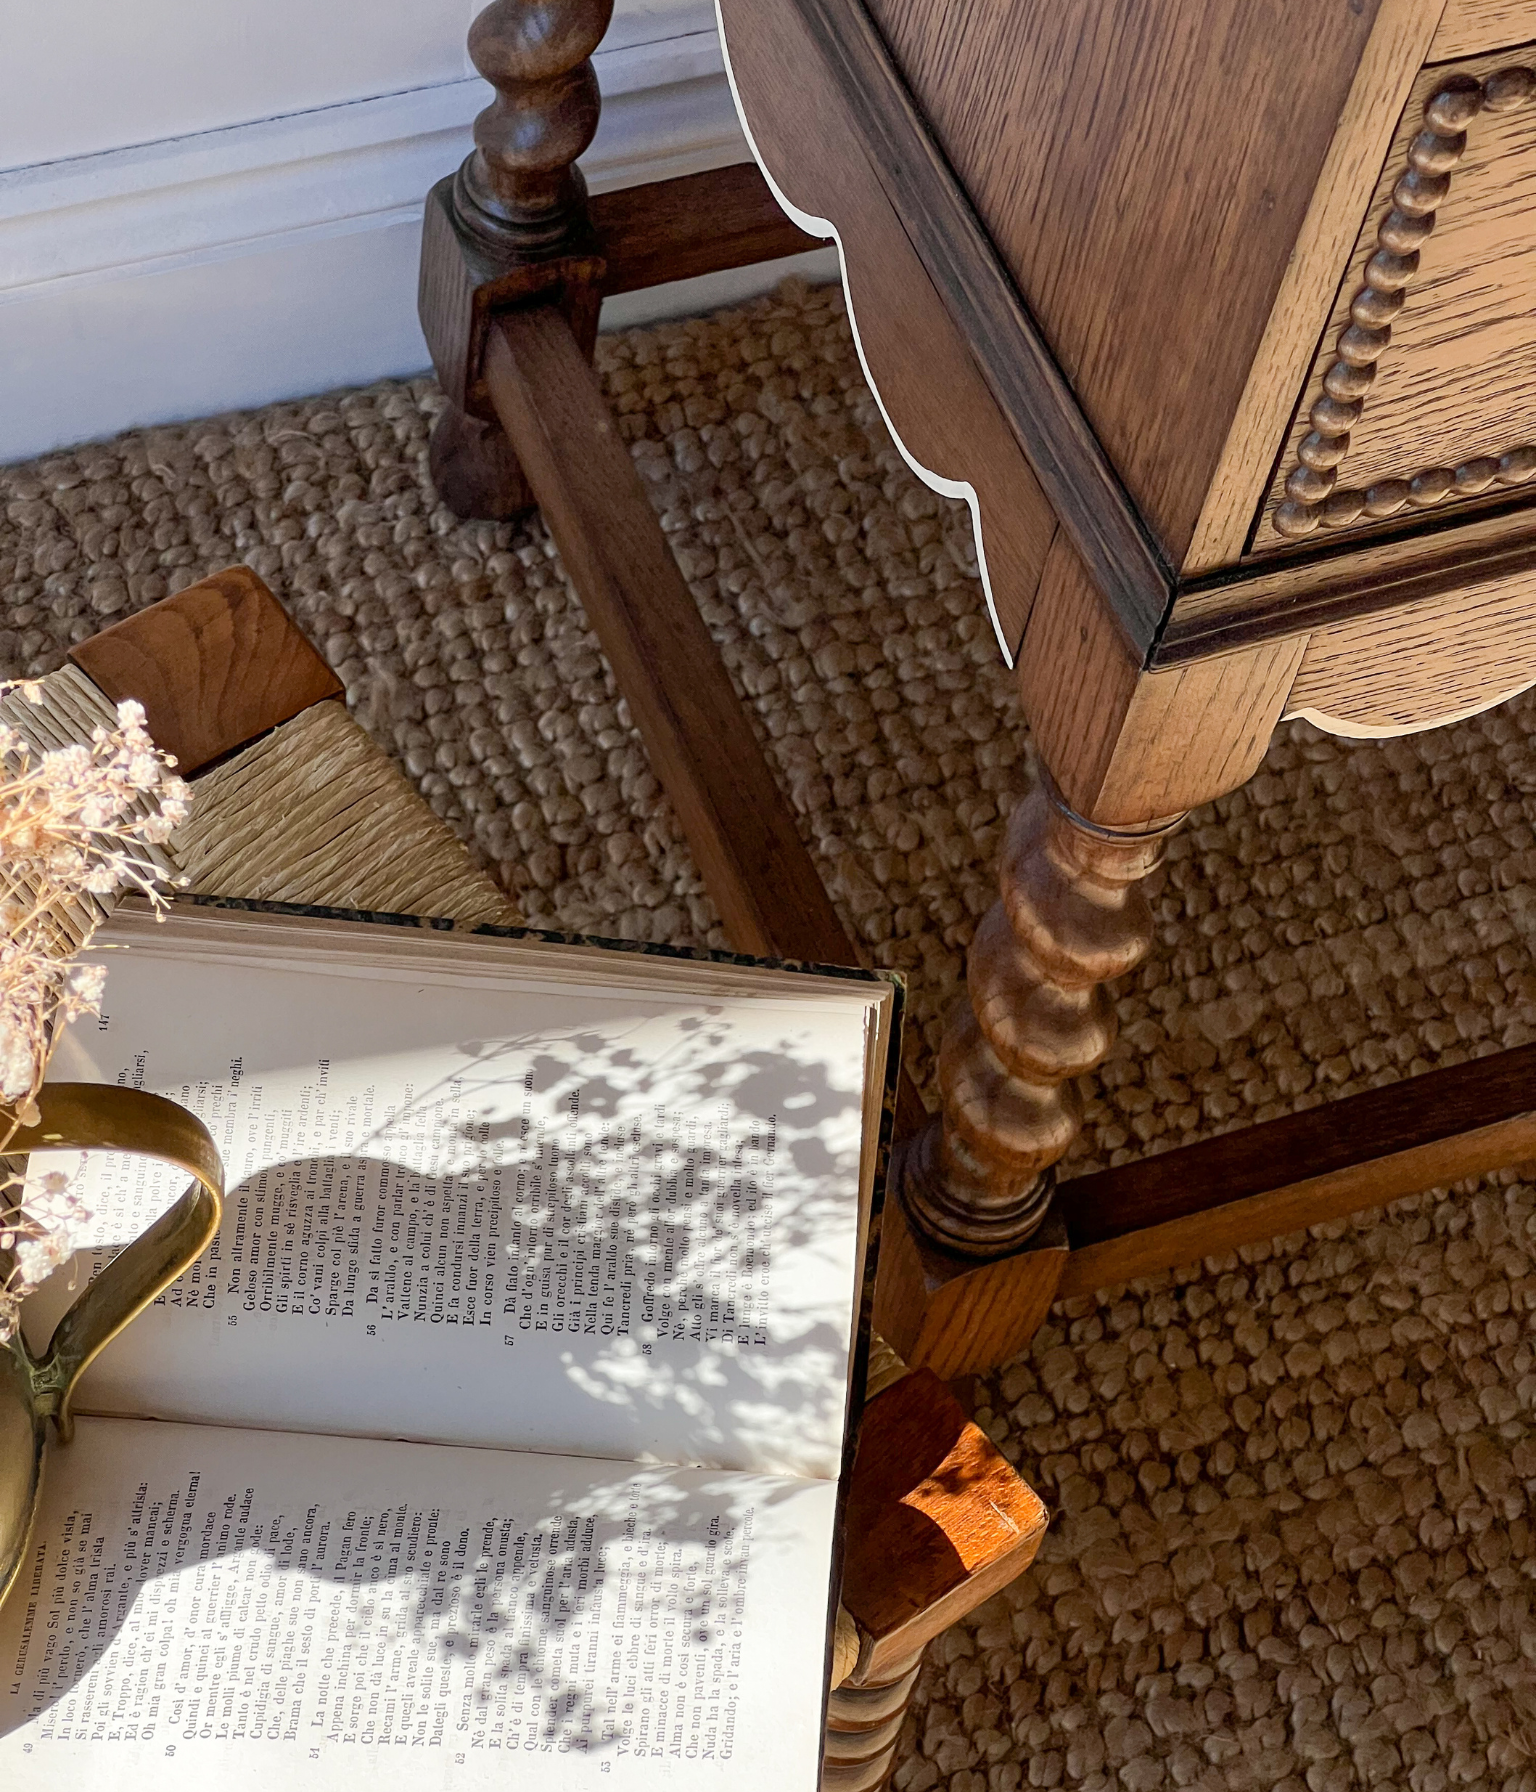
[4,279,1533,1792]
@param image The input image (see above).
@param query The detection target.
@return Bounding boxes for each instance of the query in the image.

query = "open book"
[1,901,900,1789]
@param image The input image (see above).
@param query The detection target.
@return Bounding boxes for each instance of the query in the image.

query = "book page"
[0,1416,833,1790]
[24,917,881,1480]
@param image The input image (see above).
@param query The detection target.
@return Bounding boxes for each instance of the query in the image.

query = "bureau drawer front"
[1255,43,1536,552]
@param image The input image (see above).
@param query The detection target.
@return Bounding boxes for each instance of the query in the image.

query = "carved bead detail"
[1392,168,1449,214]
[1424,75,1484,133]
[1348,285,1404,329]
[1308,394,1362,435]
[1336,323,1388,365]
[1281,443,1536,534]
[1407,128,1464,174]
[1367,250,1422,294]
[1272,67,1535,541]
[1297,430,1349,470]
[1455,457,1499,493]
[1285,464,1334,504]
[1486,65,1536,111]
[453,0,615,253]
[895,785,1181,1258]
[1408,466,1454,507]
[1501,444,1536,483]
[1363,478,1410,519]
[1322,360,1373,402]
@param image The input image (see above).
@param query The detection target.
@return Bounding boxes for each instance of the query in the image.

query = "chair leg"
[428,401,533,520]
[417,0,611,520]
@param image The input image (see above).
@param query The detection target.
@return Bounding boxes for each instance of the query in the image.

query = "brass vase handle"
[7,1082,224,1442]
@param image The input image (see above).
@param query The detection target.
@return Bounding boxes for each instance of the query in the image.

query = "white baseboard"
[0,10,836,464]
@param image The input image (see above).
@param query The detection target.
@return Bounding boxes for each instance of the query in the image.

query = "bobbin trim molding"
[1272,65,1536,543]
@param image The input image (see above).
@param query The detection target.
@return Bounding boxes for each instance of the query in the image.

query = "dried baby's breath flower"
[0,685,191,1341]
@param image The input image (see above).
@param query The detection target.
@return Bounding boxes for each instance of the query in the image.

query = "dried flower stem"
[0,685,191,1340]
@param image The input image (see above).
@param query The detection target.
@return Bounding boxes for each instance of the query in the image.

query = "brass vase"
[0,1083,223,1610]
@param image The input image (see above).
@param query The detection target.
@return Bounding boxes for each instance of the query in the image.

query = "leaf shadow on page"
[1,1445,802,1762]
[26,1001,867,1477]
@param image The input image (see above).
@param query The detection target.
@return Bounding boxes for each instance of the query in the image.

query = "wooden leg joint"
[873,1198,1071,1380]
[827,1368,1048,1788]
[417,0,613,519]
[419,177,605,421]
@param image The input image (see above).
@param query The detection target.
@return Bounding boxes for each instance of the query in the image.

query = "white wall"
[0,0,473,167]
[0,0,835,462]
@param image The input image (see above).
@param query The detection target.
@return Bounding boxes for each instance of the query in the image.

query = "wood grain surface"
[718,0,1059,656]
[1257,42,1536,548]
[68,567,343,774]
[1012,538,1142,816]
[1284,557,1536,732]
[1162,490,1536,647]
[874,1199,1070,1380]
[1016,538,1304,825]
[864,0,1386,567]
[1186,0,1440,572]
[794,0,1173,646]
[483,305,859,959]
[1060,1111,1536,1293]
[482,303,931,1135]
[1056,1042,1536,1292]
[1430,0,1536,58]
[591,163,824,296]
[840,1367,1047,1674]
[1063,1041,1536,1244]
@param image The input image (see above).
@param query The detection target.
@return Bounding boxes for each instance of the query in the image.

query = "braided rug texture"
[3,279,1534,1792]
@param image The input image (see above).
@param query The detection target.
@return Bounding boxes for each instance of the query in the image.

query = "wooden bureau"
[405,6,1536,1777]
[413,0,1536,1374]
[705,0,1536,1301]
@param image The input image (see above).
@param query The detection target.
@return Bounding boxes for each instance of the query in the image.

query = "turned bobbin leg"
[877,539,1305,1366]
[418,0,612,519]
[897,780,1182,1257]
[823,1649,924,1791]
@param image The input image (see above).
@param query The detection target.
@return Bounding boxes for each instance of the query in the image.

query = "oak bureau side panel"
[1284,560,1536,734]
[862,0,1385,564]
[716,0,1058,654]
[1432,0,1536,57]
[1259,43,1536,550]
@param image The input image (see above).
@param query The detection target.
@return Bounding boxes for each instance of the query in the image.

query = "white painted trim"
[0,9,842,462]
[1288,674,1536,738]
[0,27,735,300]
[713,1,1013,665]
